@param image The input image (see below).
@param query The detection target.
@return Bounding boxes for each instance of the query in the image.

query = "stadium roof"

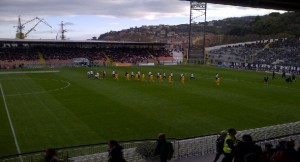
[183,0,300,11]
[0,38,166,46]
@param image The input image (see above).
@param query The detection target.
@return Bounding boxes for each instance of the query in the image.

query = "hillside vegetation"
[98,12,300,46]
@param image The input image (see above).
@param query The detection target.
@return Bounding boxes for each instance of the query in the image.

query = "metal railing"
[1,121,300,162]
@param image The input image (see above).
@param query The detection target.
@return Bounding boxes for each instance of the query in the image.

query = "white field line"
[6,79,71,97]
[0,83,23,161]
[0,70,60,75]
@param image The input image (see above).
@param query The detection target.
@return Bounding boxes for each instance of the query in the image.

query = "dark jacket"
[216,136,225,153]
[155,140,174,160]
[234,141,262,162]
[108,145,126,162]
[271,148,298,162]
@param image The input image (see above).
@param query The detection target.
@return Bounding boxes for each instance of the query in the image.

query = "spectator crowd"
[209,38,300,73]
[0,46,172,69]
[214,128,300,162]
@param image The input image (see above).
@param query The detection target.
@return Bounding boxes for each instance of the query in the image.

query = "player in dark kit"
[264,75,269,84]
[272,71,276,79]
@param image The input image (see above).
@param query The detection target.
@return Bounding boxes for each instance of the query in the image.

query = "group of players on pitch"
[87,70,200,84]
[264,71,297,84]
[87,70,223,85]
[87,69,296,85]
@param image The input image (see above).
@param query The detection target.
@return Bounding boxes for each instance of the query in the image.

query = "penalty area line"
[0,83,23,161]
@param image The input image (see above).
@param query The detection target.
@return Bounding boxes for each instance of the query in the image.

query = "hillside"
[98,12,300,48]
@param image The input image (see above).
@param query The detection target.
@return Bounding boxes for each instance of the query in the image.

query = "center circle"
[0,78,71,96]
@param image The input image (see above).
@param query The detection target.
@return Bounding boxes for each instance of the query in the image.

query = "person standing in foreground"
[222,128,238,162]
[44,148,60,162]
[155,133,174,162]
[213,130,228,162]
[234,134,262,162]
[108,140,126,162]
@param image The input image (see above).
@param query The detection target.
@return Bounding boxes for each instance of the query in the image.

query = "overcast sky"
[0,0,284,40]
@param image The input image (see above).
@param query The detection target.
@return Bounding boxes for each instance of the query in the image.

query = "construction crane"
[14,16,52,39]
[58,21,67,40]
[57,21,73,40]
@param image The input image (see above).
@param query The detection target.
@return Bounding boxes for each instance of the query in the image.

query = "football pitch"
[0,65,299,156]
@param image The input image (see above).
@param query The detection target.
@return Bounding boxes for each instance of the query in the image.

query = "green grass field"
[0,65,299,156]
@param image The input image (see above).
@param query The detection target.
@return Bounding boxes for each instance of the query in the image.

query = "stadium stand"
[0,45,176,68]
[208,38,300,74]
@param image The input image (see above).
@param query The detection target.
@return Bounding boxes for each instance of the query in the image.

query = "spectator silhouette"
[44,148,60,162]
[108,140,126,162]
[155,133,174,162]
[213,130,227,162]
[271,141,298,162]
[233,134,262,162]
[261,143,275,162]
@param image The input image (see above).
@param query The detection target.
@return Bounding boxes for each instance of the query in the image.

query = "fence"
[1,121,300,162]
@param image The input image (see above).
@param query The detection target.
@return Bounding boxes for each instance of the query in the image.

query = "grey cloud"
[0,0,189,20]
[0,0,281,22]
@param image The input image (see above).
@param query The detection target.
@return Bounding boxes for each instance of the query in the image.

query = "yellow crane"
[15,16,52,39]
